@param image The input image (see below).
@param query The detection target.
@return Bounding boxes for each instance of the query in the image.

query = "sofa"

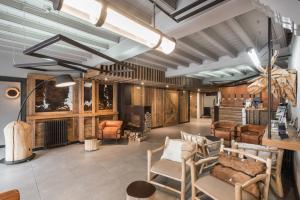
[211,121,237,142]
[236,124,266,144]
[98,120,123,143]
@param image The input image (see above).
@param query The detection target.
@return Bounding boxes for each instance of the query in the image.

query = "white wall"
[203,95,216,107]
[0,81,21,145]
[289,36,300,195]
[0,50,45,78]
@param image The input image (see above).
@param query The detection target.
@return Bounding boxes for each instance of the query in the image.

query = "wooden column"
[267,17,273,139]
[196,92,200,119]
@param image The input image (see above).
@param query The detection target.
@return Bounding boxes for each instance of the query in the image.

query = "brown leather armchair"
[237,124,266,144]
[98,120,123,143]
[211,121,237,142]
[0,189,20,200]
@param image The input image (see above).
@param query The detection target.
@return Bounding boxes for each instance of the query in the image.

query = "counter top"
[262,126,300,151]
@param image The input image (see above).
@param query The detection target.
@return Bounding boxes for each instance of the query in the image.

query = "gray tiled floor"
[0,119,296,200]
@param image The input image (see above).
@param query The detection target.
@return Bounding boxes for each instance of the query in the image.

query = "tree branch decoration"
[247,51,297,106]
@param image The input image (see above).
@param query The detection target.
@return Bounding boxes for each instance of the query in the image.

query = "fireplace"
[124,105,151,133]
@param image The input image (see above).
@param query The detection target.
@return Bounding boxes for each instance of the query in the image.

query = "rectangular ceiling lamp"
[51,0,176,54]
[247,48,261,68]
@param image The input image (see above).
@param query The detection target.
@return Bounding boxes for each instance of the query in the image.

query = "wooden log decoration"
[4,121,33,164]
[247,50,297,106]
[84,137,99,151]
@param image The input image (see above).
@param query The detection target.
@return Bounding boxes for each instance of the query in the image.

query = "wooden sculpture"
[247,51,297,106]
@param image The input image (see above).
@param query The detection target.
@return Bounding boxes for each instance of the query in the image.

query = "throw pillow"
[161,139,183,162]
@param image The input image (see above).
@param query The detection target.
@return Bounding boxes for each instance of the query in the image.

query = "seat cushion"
[237,143,277,163]
[241,132,261,144]
[215,129,231,141]
[103,127,119,135]
[151,159,182,181]
[161,139,195,162]
[161,139,183,162]
[105,120,123,127]
[181,131,206,145]
[195,175,257,200]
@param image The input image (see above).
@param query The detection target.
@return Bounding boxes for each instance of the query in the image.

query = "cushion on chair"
[151,159,182,181]
[218,153,266,177]
[181,131,206,145]
[161,139,195,162]
[181,141,196,159]
[161,139,183,162]
[103,127,120,135]
[105,120,123,127]
[211,164,260,198]
[241,132,262,144]
[195,175,257,200]
[214,129,231,141]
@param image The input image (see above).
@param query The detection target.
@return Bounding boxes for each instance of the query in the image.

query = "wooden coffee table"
[126,181,156,200]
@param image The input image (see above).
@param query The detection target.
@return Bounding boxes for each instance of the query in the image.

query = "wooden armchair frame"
[147,137,197,200]
[189,146,272,200]
[232,141,284,198]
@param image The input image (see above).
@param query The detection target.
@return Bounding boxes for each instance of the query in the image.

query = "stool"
[126,181,156,200]
[84,137,99,151]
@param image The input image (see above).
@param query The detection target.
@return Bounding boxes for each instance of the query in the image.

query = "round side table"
[126,181,156,200]
[84,137,99,151]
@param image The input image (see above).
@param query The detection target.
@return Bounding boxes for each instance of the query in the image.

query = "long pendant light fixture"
[51,0,176,54]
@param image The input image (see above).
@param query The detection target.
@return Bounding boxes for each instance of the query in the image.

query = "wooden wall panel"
[84,117,93,138]
[190,92,197,118]
[131,86,143,106]
[164,90,179,126]
[221,84,279,110]
[179,91,189,123]
[151,88,164,128]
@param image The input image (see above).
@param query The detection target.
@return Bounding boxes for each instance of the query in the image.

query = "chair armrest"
[147,145,165,175]
[99,121,106,130]
[211,121,220,129]
[149,145,165,154]
[237,125,248,133]
[242,174,268,188]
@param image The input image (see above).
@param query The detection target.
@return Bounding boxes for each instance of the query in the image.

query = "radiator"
[44,120,68,148]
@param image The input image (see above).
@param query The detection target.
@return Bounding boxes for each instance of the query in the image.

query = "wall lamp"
[51,0,176,54]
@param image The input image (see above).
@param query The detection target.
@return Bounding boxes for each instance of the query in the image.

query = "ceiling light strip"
[51,0,176,54]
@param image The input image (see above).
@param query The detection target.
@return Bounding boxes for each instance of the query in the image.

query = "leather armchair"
[236,124,266,144]
[0,189,20,200]
[211,121,237,141]
[98,120,123,143]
